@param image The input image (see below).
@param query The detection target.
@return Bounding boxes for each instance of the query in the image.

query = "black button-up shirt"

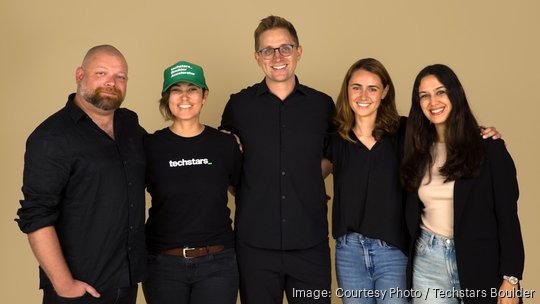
[325,118,409,253]
[16,94,147,292]
[220,79,335,250]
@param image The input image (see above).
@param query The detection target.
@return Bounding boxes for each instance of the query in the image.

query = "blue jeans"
[335,233,408,304]
[142,248,239,304]
[412,229,462,304]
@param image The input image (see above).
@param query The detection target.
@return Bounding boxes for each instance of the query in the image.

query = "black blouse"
[326,118,408,252]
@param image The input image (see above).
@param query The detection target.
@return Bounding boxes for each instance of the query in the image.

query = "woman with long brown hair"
[327,58,408,304]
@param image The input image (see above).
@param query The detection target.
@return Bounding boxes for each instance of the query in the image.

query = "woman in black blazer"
[400,64,524,304]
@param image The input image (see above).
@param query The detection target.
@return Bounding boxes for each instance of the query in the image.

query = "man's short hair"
[254,15,299,51]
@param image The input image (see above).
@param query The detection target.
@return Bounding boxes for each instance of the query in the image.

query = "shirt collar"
[65,93,87,123]
[65,93,121,123]
[255,76,308,97]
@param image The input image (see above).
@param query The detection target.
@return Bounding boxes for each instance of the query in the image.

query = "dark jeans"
[236,239,332,304]
[43,285,138,304]
[142,248,239,304]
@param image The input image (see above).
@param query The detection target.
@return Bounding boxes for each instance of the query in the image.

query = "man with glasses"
[220,15,335,304]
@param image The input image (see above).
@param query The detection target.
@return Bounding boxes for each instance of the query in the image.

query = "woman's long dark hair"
[401,64,484,191]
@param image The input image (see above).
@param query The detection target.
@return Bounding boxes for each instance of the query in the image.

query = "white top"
[419,143,455,238]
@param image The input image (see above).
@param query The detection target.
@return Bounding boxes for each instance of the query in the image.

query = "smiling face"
[76,52,128,111]
[348,69,389,121]
[255,28,302,87]
[168,82,207,122]
[418,75,453,135]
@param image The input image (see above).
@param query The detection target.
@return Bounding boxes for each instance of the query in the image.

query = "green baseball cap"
[162,60,208,94]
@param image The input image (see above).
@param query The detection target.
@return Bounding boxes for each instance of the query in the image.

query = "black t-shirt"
[326,118,408,252]
[220,78,336,250]
[144,126,242,253]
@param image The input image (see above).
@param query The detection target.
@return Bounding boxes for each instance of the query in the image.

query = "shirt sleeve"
[323,133,334,163]
[323,97,336,162]
[228,135,242,188]
[489,139,524,279]
[16,129,70,233]
[219,95,238,134]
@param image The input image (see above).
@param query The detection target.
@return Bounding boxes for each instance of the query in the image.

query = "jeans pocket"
[379,239,392,248]
[335,236,344,249]
[216,249,237,262]
[55,293,86,303]
[206,250,239,278]
[414,237,428,257]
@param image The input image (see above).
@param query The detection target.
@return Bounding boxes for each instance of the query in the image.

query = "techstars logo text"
[169,158,213,167]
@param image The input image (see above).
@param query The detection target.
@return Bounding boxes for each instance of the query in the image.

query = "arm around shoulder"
[219,95,238,134]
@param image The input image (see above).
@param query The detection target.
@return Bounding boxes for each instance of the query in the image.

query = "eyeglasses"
[257,44,295,59]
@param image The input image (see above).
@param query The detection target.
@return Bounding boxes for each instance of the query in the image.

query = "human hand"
[55,279,100,298]
[220,129,243,153]
[497,280,518,304]
[480,126,501,139]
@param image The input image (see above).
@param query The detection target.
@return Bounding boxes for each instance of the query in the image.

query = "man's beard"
[82,87,124,111]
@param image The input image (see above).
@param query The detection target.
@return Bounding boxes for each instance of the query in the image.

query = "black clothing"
[17,94,147,292]
[142,249,239,304]
[144,126,241,253]
[43,285,138,304]
[220,78,336,250]
[325,117,408,253]
[236,239,331,304]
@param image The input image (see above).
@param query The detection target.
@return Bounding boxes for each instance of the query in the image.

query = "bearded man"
[16,45,147,304]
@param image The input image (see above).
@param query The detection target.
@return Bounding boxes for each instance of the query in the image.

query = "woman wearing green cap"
[142,61,241,304]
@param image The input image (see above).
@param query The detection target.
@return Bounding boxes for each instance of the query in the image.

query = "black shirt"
[325,117,408,252]
[144,127,241,253]
[16,94,147,292]
[220,78,336,250]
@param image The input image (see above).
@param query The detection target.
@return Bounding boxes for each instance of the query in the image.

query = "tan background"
[1,0,538,303]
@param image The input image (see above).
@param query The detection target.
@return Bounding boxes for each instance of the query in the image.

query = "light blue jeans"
[412,229,462,304]
[335,233,408,304]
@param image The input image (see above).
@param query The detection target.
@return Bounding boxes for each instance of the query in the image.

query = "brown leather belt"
[161,245,225,259]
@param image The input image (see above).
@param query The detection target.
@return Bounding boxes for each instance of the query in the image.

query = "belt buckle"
[182,247,195,259]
